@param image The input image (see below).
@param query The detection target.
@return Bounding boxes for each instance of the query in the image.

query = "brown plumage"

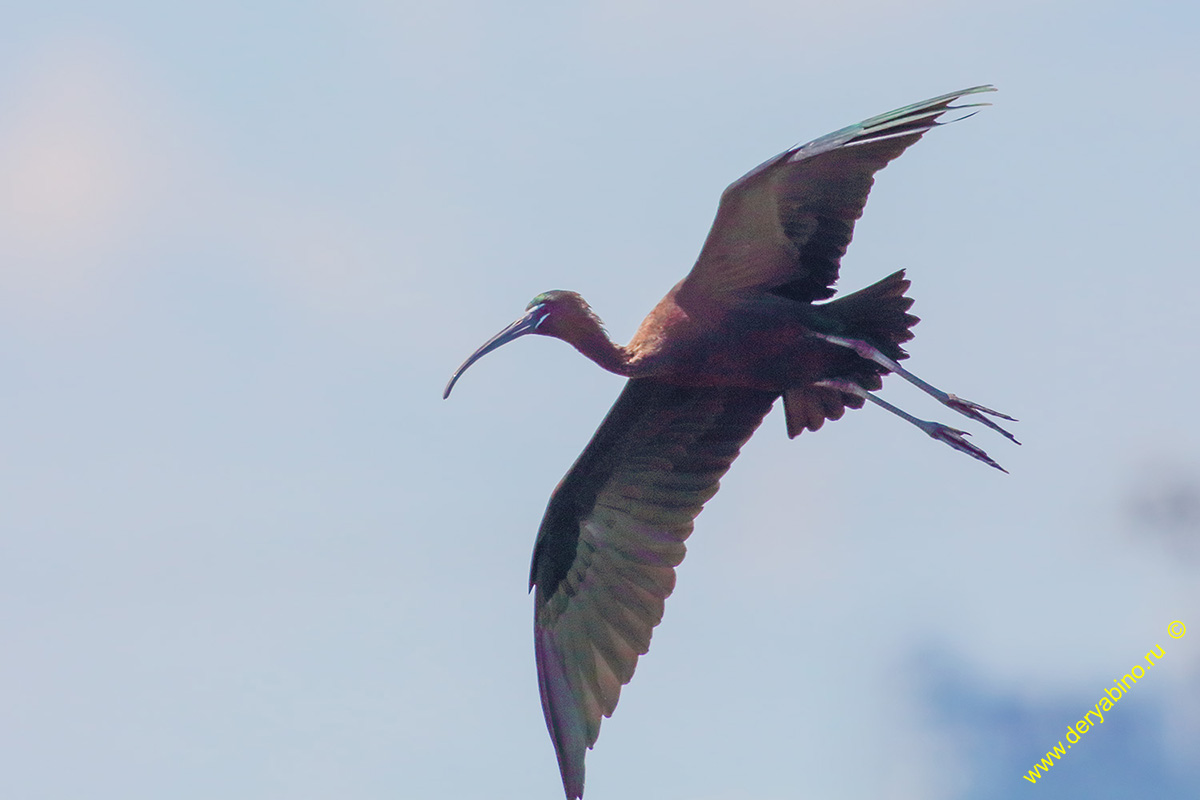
[444,85,1017,799]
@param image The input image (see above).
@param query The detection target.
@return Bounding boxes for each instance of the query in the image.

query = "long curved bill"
[443,307,546,399]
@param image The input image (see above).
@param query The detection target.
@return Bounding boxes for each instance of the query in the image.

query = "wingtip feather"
[535,624,589,799]
[791,84,997,160]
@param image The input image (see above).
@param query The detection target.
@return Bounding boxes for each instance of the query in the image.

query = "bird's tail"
[821,268,919,362]
[782,270,919,438]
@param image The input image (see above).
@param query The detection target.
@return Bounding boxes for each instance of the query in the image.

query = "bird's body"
[626,277,908,388]
[444,86,1016,799]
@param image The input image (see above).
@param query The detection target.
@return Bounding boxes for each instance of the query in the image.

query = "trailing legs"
[815,378,1008,472]
[811,332,1019,443]
[810,331,1018,471]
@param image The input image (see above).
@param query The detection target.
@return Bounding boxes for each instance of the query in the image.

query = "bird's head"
[443,291,601,399]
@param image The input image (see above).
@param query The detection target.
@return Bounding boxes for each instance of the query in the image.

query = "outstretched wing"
[530,379,777,799]
[678,85,994,308]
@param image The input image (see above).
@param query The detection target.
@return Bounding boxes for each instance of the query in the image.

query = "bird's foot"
[944,394,1020,444]
[918,420,1008,473]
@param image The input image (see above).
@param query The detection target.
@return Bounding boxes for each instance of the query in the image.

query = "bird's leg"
[816,379,1008,473]
[811,333,1019,444]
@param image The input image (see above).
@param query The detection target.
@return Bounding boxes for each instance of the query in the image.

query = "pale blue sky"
[1,2,1198,799]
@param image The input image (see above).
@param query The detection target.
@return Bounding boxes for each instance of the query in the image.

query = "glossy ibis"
[444,85,1015,799]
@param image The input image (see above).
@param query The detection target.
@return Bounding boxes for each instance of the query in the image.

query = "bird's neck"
[568,326,634,376]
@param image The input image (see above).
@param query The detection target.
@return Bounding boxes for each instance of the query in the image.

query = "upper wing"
[677,86,994,308]
[529,379,777,799]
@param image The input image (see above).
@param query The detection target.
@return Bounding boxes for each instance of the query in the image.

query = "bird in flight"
[444,85,1015,798]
